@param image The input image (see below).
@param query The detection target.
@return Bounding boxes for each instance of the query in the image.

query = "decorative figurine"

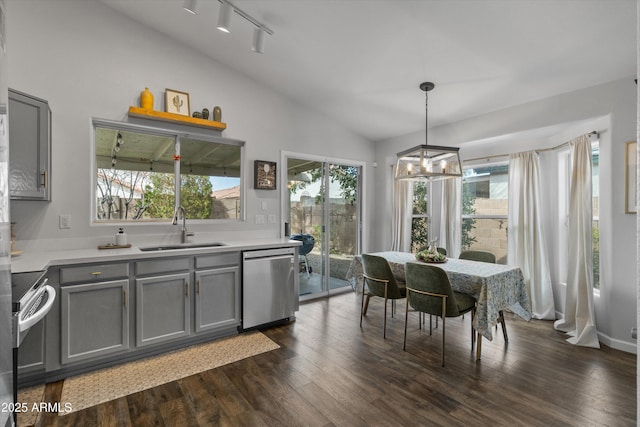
[140,87,153,110]
[213,106,222,122]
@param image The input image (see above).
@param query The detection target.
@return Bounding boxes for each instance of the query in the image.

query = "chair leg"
[471,309,476,348]
[499,310,508,342]
[362,294,371,316]
[476,332,482,360]
[360,290,367,327]
[441,301,447,367]
[383,286,389,339]
[391,299,396,317]
[403,295,410,350]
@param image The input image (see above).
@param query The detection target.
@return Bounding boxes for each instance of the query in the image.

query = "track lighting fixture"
[183,0,198,15]
[252,27,265,53]
[184,0,274,53]
[213,0,274,53]
[217,1,232,33]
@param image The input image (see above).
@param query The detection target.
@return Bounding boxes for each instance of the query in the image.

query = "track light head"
[217,1,232,33]
[252,27,265,53]
[183,0,198,15]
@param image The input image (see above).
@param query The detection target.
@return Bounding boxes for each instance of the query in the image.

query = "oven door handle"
[19,285,56,332]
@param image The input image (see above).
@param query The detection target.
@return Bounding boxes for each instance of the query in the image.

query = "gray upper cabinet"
[8,89,51,200]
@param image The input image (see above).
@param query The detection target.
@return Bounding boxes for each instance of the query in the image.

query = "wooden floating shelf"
[128,106,227,131]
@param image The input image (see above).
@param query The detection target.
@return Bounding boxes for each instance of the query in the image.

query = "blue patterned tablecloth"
[346,251,532,340]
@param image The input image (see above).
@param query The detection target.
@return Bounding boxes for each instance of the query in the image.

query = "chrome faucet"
[172,205,194,243]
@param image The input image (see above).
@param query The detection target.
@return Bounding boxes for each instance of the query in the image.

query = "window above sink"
[92,119,245,223]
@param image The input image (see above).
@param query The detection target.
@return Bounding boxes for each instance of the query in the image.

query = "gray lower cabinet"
[195,266,240,333]
[60,279,129,365]
[135,272,191,347]
[42,250,247,380]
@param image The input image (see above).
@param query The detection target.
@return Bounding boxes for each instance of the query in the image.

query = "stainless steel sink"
[139,242,226,252]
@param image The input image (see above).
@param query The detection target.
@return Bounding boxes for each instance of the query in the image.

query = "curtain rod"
[463,131,598,163]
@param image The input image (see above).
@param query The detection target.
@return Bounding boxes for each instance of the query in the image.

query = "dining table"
[346,251,532,341]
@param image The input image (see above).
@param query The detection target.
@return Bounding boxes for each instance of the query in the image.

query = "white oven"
[11,270,56,426]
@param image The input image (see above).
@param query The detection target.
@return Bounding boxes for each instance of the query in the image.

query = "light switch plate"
[267,214,276,224]
[59,214,71,229]
[255,214,265,224]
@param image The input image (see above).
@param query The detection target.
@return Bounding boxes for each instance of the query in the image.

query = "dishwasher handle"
[244,254,295,263]
[243,248,296,260]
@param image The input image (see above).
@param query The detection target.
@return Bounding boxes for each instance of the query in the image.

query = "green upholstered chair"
[458,250,496,263]
[403,262,478,366]
[360,254,406,339]
[458,250,508,342]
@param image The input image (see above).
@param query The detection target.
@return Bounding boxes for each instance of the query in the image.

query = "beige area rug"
[59,331,279,415]
[17,384,45,426]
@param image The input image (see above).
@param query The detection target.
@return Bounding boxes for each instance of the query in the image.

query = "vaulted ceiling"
[99,0,636,142]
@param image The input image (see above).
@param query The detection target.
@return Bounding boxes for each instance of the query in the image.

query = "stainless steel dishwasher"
[242,247,299,329]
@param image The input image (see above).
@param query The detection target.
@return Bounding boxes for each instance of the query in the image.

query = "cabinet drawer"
[135,257,191,276]
[60,263,129,284]
[195,252,240,269]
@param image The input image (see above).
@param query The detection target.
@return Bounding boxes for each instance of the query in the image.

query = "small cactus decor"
[172,95,183,112]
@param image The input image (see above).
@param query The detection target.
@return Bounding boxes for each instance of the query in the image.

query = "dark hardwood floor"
[32,292,636,426]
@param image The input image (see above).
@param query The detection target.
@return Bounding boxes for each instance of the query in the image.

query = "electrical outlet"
[59,214,71,229]
[267,214,276,224]
[255,214,265,224]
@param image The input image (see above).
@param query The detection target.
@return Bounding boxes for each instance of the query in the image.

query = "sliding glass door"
[285,155,362,300]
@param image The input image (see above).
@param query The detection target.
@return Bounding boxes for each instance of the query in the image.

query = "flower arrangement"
[415,237,446,263]
[415,249,447,263]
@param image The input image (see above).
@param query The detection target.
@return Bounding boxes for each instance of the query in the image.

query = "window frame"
[91,118,246,225]
[461,160,509,262]
[410,180,431,252]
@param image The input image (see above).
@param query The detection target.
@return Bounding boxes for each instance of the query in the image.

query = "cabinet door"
[136,272,190,347]
[61,280,129,365]
[194,266,240,333]
[8,89,51,200]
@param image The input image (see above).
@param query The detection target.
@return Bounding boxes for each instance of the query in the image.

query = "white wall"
[6,0,375,250]
[374,77,637,352]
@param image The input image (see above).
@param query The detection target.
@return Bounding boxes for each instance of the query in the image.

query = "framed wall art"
[625,140,637,214]
[165,88,190,116]
[254,160,276,190]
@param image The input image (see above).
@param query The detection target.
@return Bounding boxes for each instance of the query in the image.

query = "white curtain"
[439,178,461,257]
[391,177,413,252]
[554,135,600,348]
[508,151,555,320]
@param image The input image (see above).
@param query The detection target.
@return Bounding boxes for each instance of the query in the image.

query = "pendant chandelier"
[395,82,462,181]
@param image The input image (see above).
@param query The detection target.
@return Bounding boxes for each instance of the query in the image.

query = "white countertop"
[11,238,301,273]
